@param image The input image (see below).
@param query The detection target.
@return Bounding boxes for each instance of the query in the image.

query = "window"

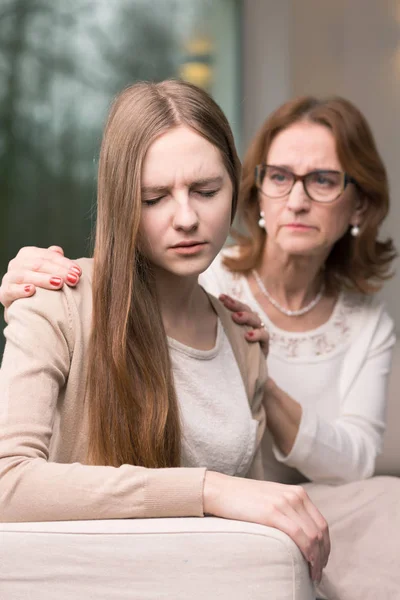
[0,0,241,349]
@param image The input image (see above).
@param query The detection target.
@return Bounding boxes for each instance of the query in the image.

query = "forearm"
[265,380,382,484]
[264,378,302,456]
[0,454,206,522]
[277,410,381,483]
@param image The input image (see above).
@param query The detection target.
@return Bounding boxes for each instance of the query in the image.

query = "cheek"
[320,206,353,240]
[137,215,161,257]
[217,201,234,239]
[262,202,283,231]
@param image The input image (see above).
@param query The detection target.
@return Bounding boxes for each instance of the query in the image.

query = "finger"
[0,283,36,309]
[8,259,81,284]
[48,245,65,255]
[263,509,320,574]
[11,248,81,277]
[230,309,263,329]
[291,489,330,573]
[279,499,324,582]
[2,270,66,290]
[219,294,251,314]
[302,495,330,566]
[245,328,269,356]
[288,503,324,582]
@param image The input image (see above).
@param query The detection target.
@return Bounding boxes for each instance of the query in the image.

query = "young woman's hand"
[203,471,330,584]
[0,246,81,308]
[219,294,269,356]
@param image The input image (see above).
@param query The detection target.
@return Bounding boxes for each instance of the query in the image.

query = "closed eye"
[194,189,219,198]
[142,196,164,206]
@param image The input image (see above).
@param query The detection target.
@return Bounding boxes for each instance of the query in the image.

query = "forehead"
[142,125,226,186]
[267,121,341,171]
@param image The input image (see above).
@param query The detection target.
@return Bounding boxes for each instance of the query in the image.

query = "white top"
[199,251,396,484]
[169,319,257,477]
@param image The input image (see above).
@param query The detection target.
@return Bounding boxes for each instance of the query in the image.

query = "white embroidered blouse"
[199,250,396,485]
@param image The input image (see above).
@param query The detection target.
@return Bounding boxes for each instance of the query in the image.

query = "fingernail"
[66,273,78,284]
[24,285,32,293]
[70,265,81,275]
[236,312,243,317]
[50,277,62,287]
[247,331,254,337]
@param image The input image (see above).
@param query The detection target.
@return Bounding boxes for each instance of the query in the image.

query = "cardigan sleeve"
[272,302,395,484]
[0,289,206,522]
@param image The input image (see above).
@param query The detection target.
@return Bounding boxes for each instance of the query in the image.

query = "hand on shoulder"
[0,246,82,309]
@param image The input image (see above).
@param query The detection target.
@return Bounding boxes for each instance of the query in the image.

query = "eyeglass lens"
[259,166,345,202]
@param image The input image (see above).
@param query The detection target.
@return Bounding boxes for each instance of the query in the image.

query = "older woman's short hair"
[225,96,396,294]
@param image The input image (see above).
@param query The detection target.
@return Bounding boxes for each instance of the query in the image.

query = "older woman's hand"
[219,294,269,356]
[0,246,82,309]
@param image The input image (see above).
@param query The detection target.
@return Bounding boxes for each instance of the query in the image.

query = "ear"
[350,193,368,226]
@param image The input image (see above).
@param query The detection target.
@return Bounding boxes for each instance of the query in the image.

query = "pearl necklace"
[252,269,325,317]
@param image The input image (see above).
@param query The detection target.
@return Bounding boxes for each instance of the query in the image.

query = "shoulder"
[207,293,267,398]
[200,247,244,297]
[5,257,94,350]
[341,289,395,353]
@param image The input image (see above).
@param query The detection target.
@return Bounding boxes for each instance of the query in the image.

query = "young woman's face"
[259,121,362,260]
[139,126,233,278]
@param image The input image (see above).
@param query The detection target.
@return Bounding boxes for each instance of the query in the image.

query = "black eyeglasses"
[255,164,358,203]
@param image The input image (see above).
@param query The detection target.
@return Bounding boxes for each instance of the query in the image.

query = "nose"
[172,197,199,231]
[286,180,311,213]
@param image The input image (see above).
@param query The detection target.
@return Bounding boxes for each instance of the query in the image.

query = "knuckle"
[285,488,304,506]
[18,246,33,258]
[310,532,319,546]
[14,272,26,285]
[292,524,302,538]
[295,486,308,501]
[31,260,43,272]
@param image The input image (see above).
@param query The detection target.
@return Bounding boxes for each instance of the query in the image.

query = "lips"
[284,223,314,229]
[170,240,207,248]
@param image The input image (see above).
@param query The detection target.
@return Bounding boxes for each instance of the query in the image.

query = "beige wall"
[242,0,400,328]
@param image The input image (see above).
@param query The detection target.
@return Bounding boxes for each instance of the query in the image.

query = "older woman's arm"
[266,305,395,484]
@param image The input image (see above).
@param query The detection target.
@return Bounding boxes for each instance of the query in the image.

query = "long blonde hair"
[86,80,241,468]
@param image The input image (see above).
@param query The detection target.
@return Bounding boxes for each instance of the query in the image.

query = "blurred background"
[0,0,399,351]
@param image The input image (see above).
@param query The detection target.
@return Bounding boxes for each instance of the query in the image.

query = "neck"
[257,245,327,309]
[152,268,208,335]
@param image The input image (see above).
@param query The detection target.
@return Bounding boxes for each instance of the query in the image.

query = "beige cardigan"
[0,259,267,523]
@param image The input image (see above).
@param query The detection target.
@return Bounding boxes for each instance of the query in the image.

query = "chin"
[157,255,216,278]
[278,240,323,256]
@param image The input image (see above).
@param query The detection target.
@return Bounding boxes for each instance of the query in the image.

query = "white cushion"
[0,517,315,600]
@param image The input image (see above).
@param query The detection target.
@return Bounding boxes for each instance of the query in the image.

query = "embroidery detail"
[226,275,365,360]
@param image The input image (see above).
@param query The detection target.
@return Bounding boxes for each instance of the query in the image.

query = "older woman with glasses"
[1,95,399,598]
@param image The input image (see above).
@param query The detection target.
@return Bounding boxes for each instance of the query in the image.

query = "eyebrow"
[141,176,224,194]
[270,164,339,173]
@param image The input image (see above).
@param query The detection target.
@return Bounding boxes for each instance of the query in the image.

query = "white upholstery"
[0,517,315,600]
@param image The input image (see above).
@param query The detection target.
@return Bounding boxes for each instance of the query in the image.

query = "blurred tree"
[0,0,183,350]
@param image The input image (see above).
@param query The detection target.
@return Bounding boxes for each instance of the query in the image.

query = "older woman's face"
[260,121,361,260]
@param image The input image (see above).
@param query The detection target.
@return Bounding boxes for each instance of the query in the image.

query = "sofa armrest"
[375,340,400,476]
[0,517,315,599]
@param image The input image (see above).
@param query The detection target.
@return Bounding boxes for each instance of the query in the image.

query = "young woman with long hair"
[0,80,329,582]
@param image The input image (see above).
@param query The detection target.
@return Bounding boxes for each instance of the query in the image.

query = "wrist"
[203,471,226,516]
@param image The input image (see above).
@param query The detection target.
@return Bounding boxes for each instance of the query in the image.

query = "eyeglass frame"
[254,164,359,204]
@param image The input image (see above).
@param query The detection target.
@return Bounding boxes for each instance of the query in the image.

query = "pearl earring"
[350,224,360,237]
[258,210,266,229]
